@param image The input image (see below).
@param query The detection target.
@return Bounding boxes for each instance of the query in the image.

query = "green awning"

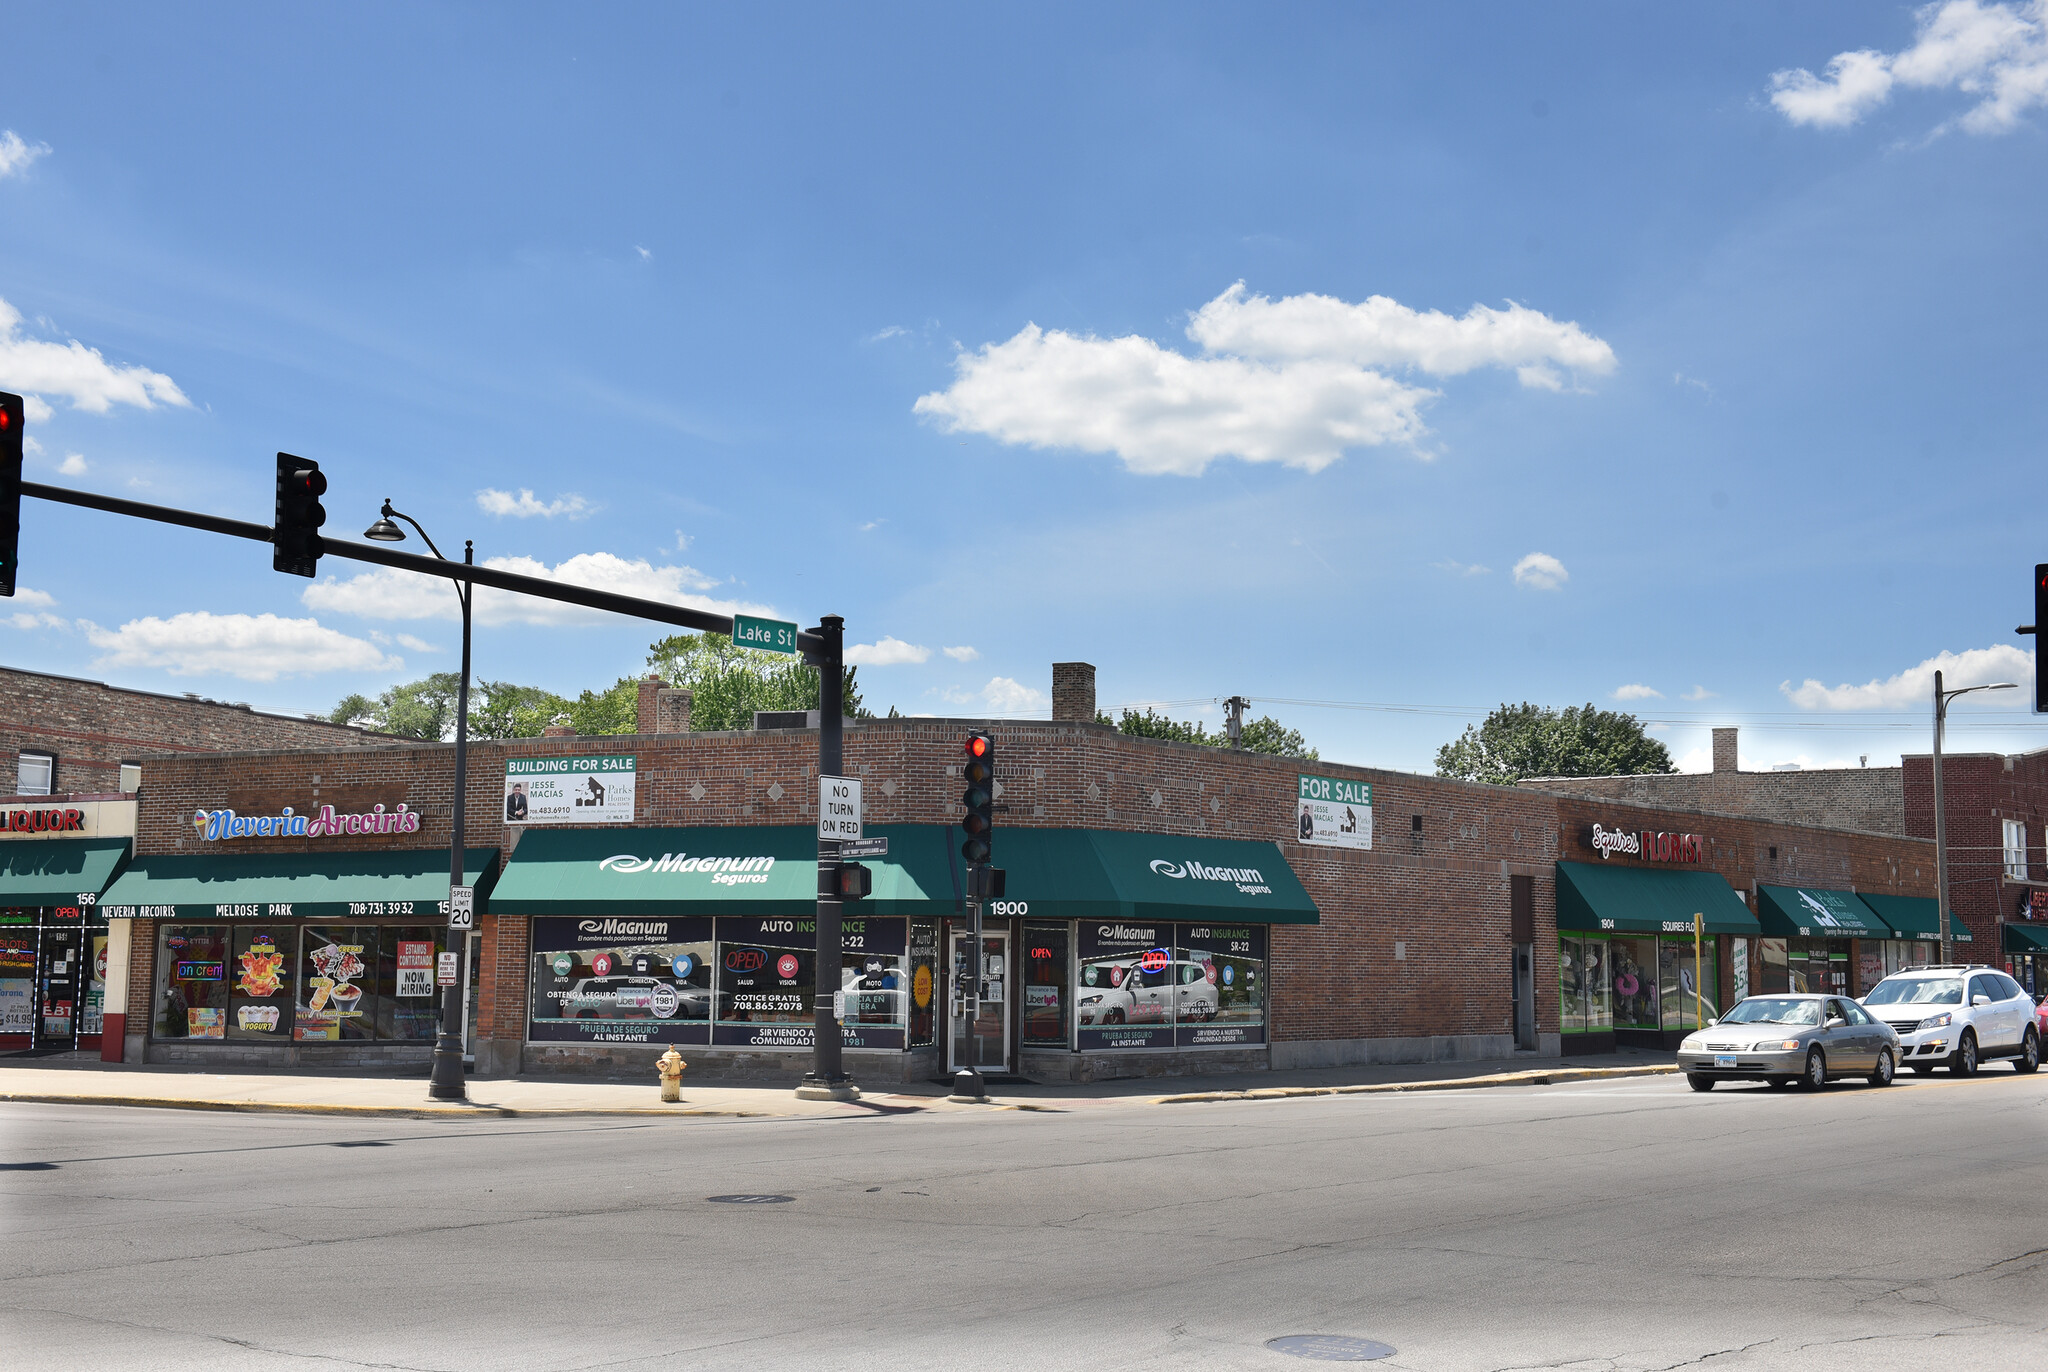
[990,829,1319,924]
[1557,862,1760,936]
[2005,923,2048,953]
[99,848,498,921]
[1857,893,1969,943]
[0,838,130,907]
[490,825,955,917]
[1755,886,1889,940]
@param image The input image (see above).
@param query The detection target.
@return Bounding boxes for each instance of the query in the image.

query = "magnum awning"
[99,848,499,921]
[0,837,130,908]
[1556,862,1761,936]
[489,825,956,917]
[1856,893,1969,943]
[996,829,1320,925]
[1755,886,1889,940]
[2004,923,2048,953]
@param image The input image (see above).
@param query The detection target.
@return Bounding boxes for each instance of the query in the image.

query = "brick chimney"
[541,724,575,738]
[1712,727,1738,773]
[654,688,692,734]
[635,677,663,734]
[1053,662,1096,723]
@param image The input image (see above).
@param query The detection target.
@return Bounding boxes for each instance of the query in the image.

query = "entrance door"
[949,930,1009,1073]
[462,931,481,1061]
[36,925,81,1051]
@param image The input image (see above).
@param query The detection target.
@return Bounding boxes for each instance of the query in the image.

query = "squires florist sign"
[1588,823,1703,864]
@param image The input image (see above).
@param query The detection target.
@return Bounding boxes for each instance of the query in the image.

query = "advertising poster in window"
[1175,925,1266,1047]
[1077,922,1174,1050]
[0,931,33,1035]
[528,915,712,1045]
[907,920,938,1049]
[1021,923,1071,1046]
[836,917,908,1050]
[82,934,108,1038]
[297,928,371,1041]
[158,927,231,1039]
[504,755,637,825]
[229,927,294,1041]
[714,915,816,1048]
[395,940,435,998]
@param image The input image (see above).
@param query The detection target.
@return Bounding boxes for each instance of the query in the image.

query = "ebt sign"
[1588,823,1703,864]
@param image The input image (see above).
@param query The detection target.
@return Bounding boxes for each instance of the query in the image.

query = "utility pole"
[1224,695,1250,748]
[799,615,858,1101]
[1933,669,2019,963]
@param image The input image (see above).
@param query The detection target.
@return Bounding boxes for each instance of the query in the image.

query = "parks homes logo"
[1149,857,1272,897]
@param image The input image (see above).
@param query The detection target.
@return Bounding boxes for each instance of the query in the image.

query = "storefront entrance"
[949,929,1008,1074]
[1,909,110,1054]
[36,924,83,1049]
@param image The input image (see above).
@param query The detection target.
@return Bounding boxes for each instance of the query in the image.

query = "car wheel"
[1867,1048,1895,1087]
[2016,1027,2040,1075]
[1952,1030,1978,1077]
[1800,1047,1827,1090]
[1686,1074,1715,1093]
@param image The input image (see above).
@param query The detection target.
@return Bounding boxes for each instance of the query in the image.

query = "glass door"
[948,929,1009,1073]
[462,931,481,1060]
[36,925,81,1050]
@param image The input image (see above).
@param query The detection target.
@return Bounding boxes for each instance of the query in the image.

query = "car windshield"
[1864,978,1962,1005]
[1721,998,1820,1025]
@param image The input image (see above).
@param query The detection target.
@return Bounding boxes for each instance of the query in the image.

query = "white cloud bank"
[913,282,1614,477]
[1782,643,2032,709]
[1770,0,2048,134]
[1512,552,1569,590]
[303,551,777,628]
[1612,684,1663,701]
[0,296,190,415]
[982,677,1047,714]
[943,645,980,662]
[476,488,593,519]
[844,636,930,667]
[0,130,51,180]
[84,612,400,681]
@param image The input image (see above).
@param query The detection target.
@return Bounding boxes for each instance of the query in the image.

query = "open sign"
[1139,948,1171,974]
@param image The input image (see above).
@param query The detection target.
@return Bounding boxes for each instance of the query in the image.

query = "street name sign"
[838,836,889,859]
[819,775,862,840]
[447,884,475,930]
[732,614,799,655]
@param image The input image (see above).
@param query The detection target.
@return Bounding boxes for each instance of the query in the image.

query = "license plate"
[1714,1055,1737,1068]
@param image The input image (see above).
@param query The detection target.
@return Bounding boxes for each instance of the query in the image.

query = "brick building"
[1902,746,2048,990]
[65,663,1942,1083]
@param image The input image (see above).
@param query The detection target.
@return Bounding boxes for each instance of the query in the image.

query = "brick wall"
[1527,767,1905,837]
[0,664,395,796]
[1903,748,2048,953]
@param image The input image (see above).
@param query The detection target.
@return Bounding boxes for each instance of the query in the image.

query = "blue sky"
[3,2,2046,773]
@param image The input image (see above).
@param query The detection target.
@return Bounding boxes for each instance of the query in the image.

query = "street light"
[365,498,474,1103]
[1932,670,2018,964]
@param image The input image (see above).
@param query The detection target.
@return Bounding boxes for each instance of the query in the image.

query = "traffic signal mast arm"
[17,476,825,649]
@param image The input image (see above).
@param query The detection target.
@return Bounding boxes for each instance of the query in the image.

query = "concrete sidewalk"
[0,1048,1678,1120]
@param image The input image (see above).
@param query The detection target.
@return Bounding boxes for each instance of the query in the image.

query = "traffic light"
[2037,564,2048,714]
[960,731,995,865]
[837,862,872,900]
[0,392,21,598]
[273,452,327,577]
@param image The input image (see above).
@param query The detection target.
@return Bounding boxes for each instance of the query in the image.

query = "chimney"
[636,676,663,735]
[541,724,575,738]
[1052,662,1097,723]
[1712,727,1738,773]
[655,688,693,734]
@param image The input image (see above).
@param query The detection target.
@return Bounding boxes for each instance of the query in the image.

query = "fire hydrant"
[657,1046,686,1103]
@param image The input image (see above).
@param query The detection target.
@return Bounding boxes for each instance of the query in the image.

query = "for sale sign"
[505,756,637,825]
[1297,773,1372,851]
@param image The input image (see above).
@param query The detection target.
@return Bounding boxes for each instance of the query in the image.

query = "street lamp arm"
[379,501,451,563]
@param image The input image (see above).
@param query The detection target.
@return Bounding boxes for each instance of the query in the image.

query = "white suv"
[1860,966,2041,1077]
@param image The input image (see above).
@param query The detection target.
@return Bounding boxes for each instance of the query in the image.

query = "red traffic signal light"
[961,732,995,864]
[836,862,872,900]
[273,452,327,578]
[0,392,20,598]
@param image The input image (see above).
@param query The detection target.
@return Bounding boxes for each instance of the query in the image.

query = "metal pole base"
[426,984,468,1102]
[795,1073,861,1102]
[948,1068,987,1103]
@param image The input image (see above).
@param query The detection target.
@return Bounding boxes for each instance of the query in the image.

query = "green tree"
[329,673,462,740]
[1100,706,1317,760]
[644,632,864,732]
[563,677,641,736]
[1434,702,1674,785]
[468,680,569,739]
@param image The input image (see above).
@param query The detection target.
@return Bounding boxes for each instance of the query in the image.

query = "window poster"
[837,917,908,1050]
[1076,921,1174,1050]
[158,927,231,1039]
[82,934,108,1038]
[1175,925,1267,1047]
[1021,923,1071,1046]
[528,915,712,1046]
[0,931,33,1035]
[395,941,435,998]
[907,919,939,1049]
[297,928,371,1041]
[713,915,816,1049]
[230,926,294,1040]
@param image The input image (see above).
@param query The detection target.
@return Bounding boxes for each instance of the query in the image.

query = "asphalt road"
[3,1071,2045,1371]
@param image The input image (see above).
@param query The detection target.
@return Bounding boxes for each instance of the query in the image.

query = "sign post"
[797,616,859,1102]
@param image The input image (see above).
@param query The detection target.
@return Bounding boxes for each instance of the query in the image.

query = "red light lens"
[0,410,11,429]
[966,736,988,757]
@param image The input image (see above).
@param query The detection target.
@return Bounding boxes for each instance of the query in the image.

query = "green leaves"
[1106,706,1317,760]
[645,632,863,732]
[1435,702,1673,785]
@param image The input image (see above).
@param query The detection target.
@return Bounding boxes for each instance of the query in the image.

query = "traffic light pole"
[799,615,858,1102]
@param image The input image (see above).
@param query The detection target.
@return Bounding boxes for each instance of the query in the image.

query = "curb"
[1152,1063,1678,1104]
[0,1093,785,1120]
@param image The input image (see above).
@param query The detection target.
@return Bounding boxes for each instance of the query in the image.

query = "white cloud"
[867,325,908,343]
[395,634,437,653]
[982,677,1047,714]
[1612,684,1663,701]
[943,645,980,662]
[57,452,86,476]
[4,611,66,630]
[844,636,931,667]
[1783,643,2032,709]
[303,551,777,628]
[10,587,55,607]
[913,282,1614,478]
[1769,1,2048,134]
[1512,551,1569,590]
[0,130,51,180]
[0,296,190,414]
[1681,685,1718,702]
[82,612,399,681]
[476,488,593,519]
[22,434,41,455]
[1434,559,1490,577]
[635,245,652,260]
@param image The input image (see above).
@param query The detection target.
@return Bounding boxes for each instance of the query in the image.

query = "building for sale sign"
[504,756,637,825]
[1297,773,1372,850]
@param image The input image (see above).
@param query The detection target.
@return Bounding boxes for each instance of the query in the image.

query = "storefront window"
[1857,944,1885,996]
[373,927,448,1041]
[1759,939,1789,994]
[838,917,907,1050]
[0,921,33,1039]
[158,926,231,1039]
[713,915,815,1049]
[1730,937,1750,1004]
[1884,941,1933,977]
[296,927,374,1041]
[907,919,938,1049]
[1558,935,1613,1034]
[527,915,712,1046]
[1021,922,1070,1046]
[1611,936,1658,1030]
[1659,936,1717,1031]
[1177,924,1266,1047]
[1076,921,1173,1050]
[229,925,295,1041]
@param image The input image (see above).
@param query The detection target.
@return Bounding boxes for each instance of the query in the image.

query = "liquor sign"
[1587,823,1704,864]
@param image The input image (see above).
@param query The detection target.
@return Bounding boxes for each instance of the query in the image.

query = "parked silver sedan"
[1676,994,1901,1092]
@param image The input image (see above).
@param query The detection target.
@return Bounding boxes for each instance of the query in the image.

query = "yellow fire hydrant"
[657,1046,686,1103]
